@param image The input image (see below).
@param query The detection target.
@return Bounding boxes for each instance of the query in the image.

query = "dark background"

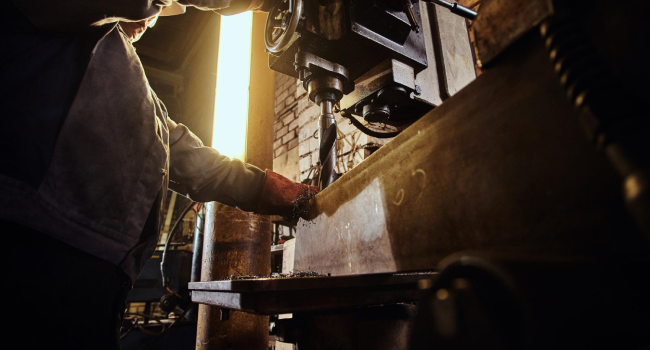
[135,8,221,147]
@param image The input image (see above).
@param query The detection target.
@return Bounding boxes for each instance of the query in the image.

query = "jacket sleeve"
[167,119,266,212]
[177,0,232,11]
[178,0,273,14]
[11,0,163,30]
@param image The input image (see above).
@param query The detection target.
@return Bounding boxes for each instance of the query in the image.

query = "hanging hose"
[160,201,196,290]
[340,110,401,139]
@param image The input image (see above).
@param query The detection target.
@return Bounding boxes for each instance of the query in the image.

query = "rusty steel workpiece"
[189,272,437,315]
[293,36,649,276]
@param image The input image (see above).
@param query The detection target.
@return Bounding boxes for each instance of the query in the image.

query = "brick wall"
[273,74,301,159]
[272,74,301,183]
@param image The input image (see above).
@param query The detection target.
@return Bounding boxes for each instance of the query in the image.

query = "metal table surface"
[189,272,436,315]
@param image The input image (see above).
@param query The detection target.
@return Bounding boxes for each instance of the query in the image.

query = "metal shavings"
[301,222,316,229]
[281,270,322,278]
[290,183,318,220]
[395,271,437,276]
[225,269,324,281]
[228,274,264,280]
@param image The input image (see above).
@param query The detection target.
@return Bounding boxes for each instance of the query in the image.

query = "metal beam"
[190,272,436,314]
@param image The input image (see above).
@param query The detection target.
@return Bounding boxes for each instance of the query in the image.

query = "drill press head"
[263,0,475,186]
[265,0,433,127]
[293,51,352,188]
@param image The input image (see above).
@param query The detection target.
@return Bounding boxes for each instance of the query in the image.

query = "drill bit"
[318,99,338,190]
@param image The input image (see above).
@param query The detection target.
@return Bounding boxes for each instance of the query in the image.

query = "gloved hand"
[255,170,319,220]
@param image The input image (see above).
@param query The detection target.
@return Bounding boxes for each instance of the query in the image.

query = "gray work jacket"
[1,2,266,282]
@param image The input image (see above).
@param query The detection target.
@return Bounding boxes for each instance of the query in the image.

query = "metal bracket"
[294,51,352,93]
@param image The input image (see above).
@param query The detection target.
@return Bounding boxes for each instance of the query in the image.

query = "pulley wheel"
[265,0,303,53]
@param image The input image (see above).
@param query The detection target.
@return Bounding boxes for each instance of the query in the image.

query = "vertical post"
[185,206,204,321]
[196,203,272,350]
[190,206,205,285]
[196,12,275,350]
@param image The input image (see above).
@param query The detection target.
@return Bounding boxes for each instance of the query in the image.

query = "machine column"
[196,204,272,350]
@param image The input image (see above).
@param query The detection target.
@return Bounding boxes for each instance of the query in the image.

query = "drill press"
[264,0,475,189]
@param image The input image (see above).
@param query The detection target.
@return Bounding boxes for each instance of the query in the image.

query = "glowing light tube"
[212,12,253,160]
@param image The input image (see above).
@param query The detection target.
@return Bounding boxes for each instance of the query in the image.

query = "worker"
[0,0,314,348]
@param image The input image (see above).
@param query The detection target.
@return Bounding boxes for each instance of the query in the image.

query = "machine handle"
[401,0,420,33]
[424,0,478,20]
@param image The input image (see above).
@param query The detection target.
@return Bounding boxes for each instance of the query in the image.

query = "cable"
[120,327,134,340]
[120,320,168,340]
[135,324,168,337]
[135,307,192,350]
[120,316,167,340]
[340,110,401,138]
[160,200,196,289]
[125,312,166,321]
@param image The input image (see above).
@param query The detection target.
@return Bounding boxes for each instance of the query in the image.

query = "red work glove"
[255,170,319,220]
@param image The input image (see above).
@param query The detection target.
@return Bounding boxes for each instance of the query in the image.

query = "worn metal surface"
[294,35,648,276]
[414,1,444,107]
[281,239,295,273]
[268,0,428,82]
[474,0,554,66]
[196,203,272,350]
[303,0,347,42]
[338,0,475,124]
[341,59,416,111]
[349,3,428,74]
[296,51,351,90]
[190,272,435,314]
[431,3,476,96]
[339,58,433,126]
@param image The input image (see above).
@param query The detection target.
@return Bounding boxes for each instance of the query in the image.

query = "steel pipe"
[196,203,272,350]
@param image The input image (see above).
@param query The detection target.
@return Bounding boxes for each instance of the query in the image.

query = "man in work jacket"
[0,0,314,348]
